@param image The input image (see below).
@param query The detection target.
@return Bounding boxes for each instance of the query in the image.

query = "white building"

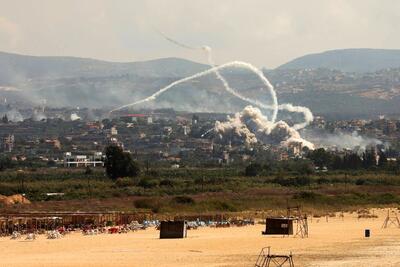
[63,152,104,167]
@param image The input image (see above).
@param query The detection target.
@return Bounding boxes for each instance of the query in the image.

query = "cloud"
[0,0,399,67]
[0,16,22,48]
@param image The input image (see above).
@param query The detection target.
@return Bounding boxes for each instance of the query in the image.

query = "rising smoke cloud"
[111,33,315,149]
[303,130,382,151]
[5,108,24,122]
[70,113,81,121]
[215,105,314,149]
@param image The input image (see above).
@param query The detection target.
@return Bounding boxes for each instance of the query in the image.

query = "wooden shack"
[159,220,187,239]
[262,217,294,235]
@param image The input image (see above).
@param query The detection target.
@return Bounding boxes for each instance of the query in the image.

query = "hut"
[159,220,187,239]
[262,217,294,235]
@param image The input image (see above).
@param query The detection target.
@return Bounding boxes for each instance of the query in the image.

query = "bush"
[138,178,158,188]
[160,179,174,187]
[134,198,161,213]
[316,177,330,184]
[355,178,367,185]
[293,191,321,201]
[374,193,398,204]
[209,200,238,212]
[172,195,195,205]
[245,163,262,177]
[294,176,312,186]
[272,176,311,187]
[115,177,136,187]
[84,166,93,175]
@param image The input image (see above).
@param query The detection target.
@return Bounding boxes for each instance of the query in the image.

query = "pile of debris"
[0,194,31,205]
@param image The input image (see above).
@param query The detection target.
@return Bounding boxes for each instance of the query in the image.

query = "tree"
[306,148,332,168]
[1,114,8,124]
[343,153,362,169]
[296,161,314,175]
[245,163,262,176]
[104,145,140,179]
[378,152,388,168]
[0,156,13,171]
[331,155,343,170]
[362,150,376,169]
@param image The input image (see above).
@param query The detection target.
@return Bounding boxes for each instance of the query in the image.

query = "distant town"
[1,105,399,170]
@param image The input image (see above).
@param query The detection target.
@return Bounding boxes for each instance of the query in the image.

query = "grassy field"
[1,167,400,215]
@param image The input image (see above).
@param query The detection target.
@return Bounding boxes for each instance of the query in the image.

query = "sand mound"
[0,194,31,205]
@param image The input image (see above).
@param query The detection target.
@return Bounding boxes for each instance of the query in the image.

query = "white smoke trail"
[201,46,278,123]
[140,31,280,122]
[204,47,314,130]
[111,32,315,148]
[278,103,314,130]
[154,28,198,50]
[200,127,214,138]
[110,61,279,117]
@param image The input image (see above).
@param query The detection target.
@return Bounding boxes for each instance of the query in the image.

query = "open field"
[2,167,400,214]
[1,208,400,267]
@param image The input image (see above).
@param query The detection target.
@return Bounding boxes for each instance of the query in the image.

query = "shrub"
[115,177,136,187]
[355,178,366,185]
[172,195,195,205]
[245,163,262,177]
[374,193,398,204]
[272,176,311,187]
[138,178,158,188]
[209,200,238,212]
[293,191,321,201]
[160,179,174,187]
[134,198,161,213]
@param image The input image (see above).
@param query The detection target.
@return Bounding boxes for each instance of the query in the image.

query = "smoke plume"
[112,34,315,149]
[215,106,314,149]
[304,130,382,151]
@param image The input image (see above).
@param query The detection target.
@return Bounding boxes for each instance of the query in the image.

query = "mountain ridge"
[0,51,209,84]
[277,48,400,73]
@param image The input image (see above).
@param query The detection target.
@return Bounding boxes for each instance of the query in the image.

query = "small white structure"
[63,152,104,167]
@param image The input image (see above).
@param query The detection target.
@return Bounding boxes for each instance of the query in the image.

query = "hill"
[1,50,400,119]
[277,49,400,73]
[0,51,208,84]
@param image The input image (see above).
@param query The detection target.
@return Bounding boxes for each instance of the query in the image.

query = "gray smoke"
[70,113,81,121]
[215,106,314,149]
[5,108,24,122]
[304,130,382,151]
[32,109,47,121]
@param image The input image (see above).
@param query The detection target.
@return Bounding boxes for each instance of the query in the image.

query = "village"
[1,106,400,170]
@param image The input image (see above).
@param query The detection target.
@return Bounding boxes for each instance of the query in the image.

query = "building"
[63,152,104,167]
[2,134,14,152]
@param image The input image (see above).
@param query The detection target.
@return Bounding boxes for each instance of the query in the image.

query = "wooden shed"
[262,217,294,235]
[159,220,187,239]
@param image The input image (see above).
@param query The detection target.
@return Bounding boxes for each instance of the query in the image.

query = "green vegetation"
[104,145,140,179]
[0,162,400,214]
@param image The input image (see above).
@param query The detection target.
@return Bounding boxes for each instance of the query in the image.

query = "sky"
[0,0,399,68]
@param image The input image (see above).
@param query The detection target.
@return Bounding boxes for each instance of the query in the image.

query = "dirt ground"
[1,208,400,267]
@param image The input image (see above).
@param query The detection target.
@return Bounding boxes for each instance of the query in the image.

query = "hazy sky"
[0,0,399,68]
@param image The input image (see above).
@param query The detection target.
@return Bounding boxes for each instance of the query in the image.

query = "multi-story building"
[2,134,14,152]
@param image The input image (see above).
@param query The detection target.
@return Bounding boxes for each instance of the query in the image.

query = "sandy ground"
[1,208,400,267]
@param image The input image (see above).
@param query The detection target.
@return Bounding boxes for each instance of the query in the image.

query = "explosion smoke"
[304,131,382,151]
[70,113,81,121]
[32,109,47,121]
[5,108,23,122]
[215,106,314,149]
[111,33,315,149]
